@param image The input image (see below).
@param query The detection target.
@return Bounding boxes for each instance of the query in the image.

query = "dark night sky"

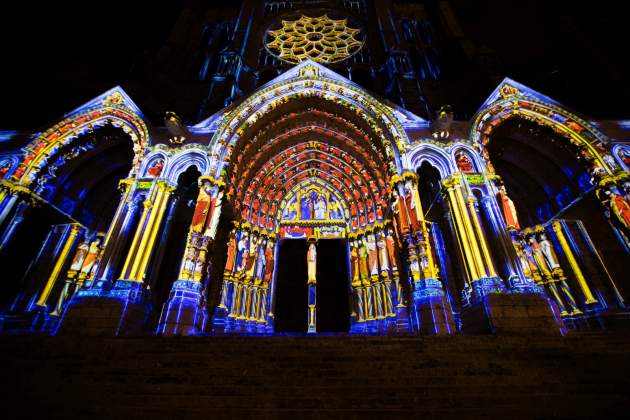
[1,1,628,130]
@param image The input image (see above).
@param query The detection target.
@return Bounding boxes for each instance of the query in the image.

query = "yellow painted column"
[133,181,175,282]
[552,221,598,304]
[36,224,82,307]
[467,197,498,278]
[453,180,486,278]
[120,180,174,282]
[119,185,158,280]
[443,177,479,282]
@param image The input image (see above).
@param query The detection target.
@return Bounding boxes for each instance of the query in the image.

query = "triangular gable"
[476,77,563,111]
[63,86,148,123]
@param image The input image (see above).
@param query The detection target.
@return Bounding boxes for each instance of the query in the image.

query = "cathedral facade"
[1,1,629,336]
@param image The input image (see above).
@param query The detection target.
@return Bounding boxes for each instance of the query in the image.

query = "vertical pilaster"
[35,224,82,308]
[551,221,598,305]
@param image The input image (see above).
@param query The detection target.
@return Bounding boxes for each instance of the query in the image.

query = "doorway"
[316,239,350,333]
[274,239,308,333]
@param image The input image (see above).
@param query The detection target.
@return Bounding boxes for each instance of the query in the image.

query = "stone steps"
[1,333,629,419]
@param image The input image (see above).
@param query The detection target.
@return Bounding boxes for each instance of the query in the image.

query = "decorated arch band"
[471,83,613,174]
[12,92,150,187]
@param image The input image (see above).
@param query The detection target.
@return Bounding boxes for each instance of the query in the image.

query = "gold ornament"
[265,15,364,64]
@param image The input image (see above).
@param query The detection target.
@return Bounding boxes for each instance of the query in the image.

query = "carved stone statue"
[69,241,89,272]
[307,243,317,284]
[456,152,474,173]
[80,238,102,277]
[497,186,521,230]
[147,159,164,178]
[263,240,275,285]
[224,229,237,276]
[350,241,360,287]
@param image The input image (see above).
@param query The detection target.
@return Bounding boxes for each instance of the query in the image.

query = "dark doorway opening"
[316,239,350,332]
[274,239,308,333]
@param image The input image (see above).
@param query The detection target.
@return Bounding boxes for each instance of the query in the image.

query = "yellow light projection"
[265,15,364,64]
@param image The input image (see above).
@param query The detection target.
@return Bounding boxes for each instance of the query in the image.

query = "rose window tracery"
[265,14,364,64]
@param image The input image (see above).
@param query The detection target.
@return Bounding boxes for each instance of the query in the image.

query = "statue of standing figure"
[314,194,327,219]
[80,238,102,278]
[307,242,317,284]
[497,186,521,230]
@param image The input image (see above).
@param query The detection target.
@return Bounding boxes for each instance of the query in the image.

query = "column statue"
[80,238,102,278]
[263,240,275,285]
[366,233,379,282]
[358,239,370,286]
[307,242,317,285]
[497,186,521,230]
[350,240,360,287]
[377,232,389,276]
[224,229,237,277]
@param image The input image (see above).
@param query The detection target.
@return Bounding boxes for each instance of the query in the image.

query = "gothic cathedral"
[1,0,629,337]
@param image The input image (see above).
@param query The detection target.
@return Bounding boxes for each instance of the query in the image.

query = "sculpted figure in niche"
[314,194,327,219]
[147,159,164,178]
[191,180,214,233]
[391,190,410,234]
[455,152,474,173]
[377,232,389,273]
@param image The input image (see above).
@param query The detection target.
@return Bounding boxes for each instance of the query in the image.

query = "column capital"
[441,174,461,189]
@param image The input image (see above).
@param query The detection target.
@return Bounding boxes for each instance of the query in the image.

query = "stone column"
[395,173,454,335]
[443,174,506,301]
[58,179,175,336]
[91,179,141,286]
[158,177,223,335]
[34,224,83,309]
[551,221,598,305]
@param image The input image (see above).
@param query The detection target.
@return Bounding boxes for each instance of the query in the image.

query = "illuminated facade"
[1,1,629,336]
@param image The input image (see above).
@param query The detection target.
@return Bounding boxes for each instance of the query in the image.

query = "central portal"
[316,239,350,333]
[274,238,350,333]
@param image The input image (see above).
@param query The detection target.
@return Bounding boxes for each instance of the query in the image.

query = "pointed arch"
[471,80,613,174]
[12,91,150,187]
[208,62,409,181]
[407,143,455,178]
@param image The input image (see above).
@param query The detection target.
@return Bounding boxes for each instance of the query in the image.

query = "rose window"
[265,15,364,64]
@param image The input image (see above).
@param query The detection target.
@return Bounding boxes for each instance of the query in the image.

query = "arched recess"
[11,92,149,188]
[208,62,410,182]
[0,91,148,312]
[408,143,456,179]
[485,116,629,304]
[205,66,406,334]
[161,145,212,184]
[0,122,139,311]
[471,83,616,175]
